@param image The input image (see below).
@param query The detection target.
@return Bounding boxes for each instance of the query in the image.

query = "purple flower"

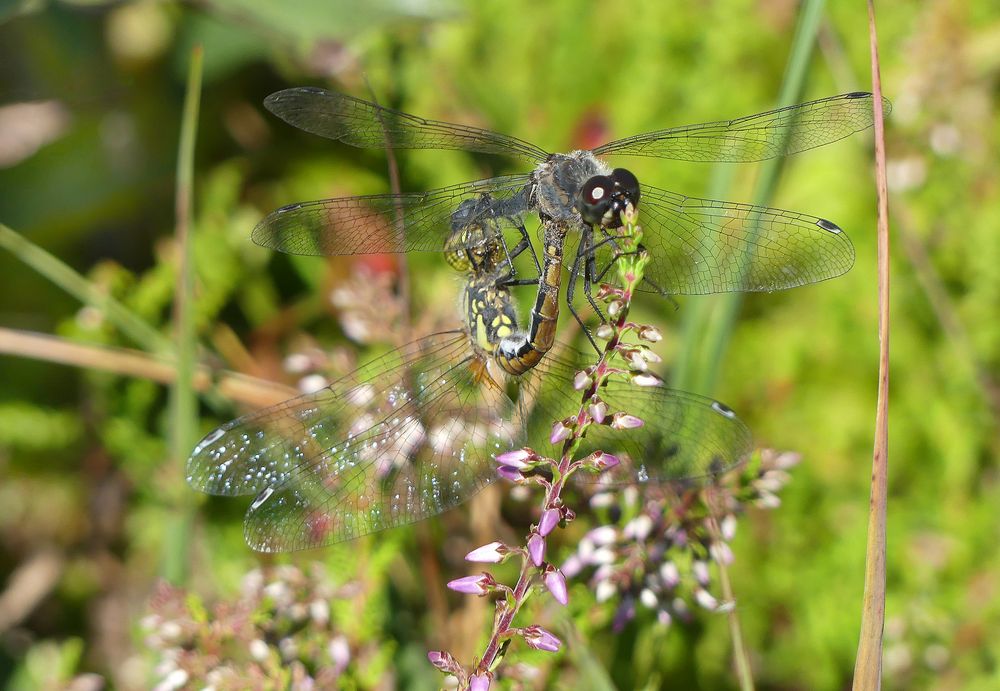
[494,448,537,470]
[538,507,560,537]
[631,372,662,387]
[588,398,609,424]
[522,625,561,652]
[543,566,568,606]
[583,450,620,472]
[550,420,574,444]
[496,465,526,483]
[447,573,496,596]
[427,650,461,674]
[527,533,546,567]
[469,672,492,690]
[573,369,593,390]
[638,325,662,342]
[610,413,644,430]
[465,542,509,564]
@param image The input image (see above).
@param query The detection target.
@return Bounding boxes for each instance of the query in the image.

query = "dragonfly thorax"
[534,151,613,225]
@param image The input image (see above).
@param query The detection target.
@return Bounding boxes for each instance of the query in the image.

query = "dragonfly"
[187,222,752,552]
[252,89,882,345]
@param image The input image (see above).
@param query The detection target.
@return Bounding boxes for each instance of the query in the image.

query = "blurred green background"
[1,0,998,689]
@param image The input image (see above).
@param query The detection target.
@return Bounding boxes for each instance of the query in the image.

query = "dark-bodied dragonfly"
[187,221,751,552]
[252,89,882,347]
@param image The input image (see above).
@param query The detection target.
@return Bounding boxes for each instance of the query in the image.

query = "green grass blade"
[0,222,172,354]
[163,45,204,585]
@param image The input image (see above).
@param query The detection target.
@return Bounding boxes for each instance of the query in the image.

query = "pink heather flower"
[496,465,526,483]
[522,625,561,653]
[588,398,608,424]
[573,369,593,390]
[494,448,538,470]
[607,300,623,316]
[527,533,546,566]
[721,514,738,541]
[631,372,662,387]
[638,325,662,342]
[447,573,495,596]
[427,650,461,674]
[692,560,710,587]
[538,507,560,536]
[469,672,491,690]
[586,450,620,472]
[624,349,648,371]
[550,420,573,444]
[694,588,719,611]
[610,413,644,430]
[595,323,614,340]
[465,541,509,563]
[709,541,734,565]
[660,561,680,588]
[544,566,568,606]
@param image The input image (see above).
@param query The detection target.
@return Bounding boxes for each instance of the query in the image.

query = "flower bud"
[522,625,561,653]
[550,419,574,444]
[465,541,509,563]
[573,369,593,390]
[610,413,644,430]
[447,573,496,596]
[588,397,609,424]
[538,507,560,537]
[527,533,546,567]
[638,326,662,342]
[494,448,539,470]
[543,566,568,606]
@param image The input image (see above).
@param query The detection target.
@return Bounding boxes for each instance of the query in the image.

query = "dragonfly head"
[577,168,641,228]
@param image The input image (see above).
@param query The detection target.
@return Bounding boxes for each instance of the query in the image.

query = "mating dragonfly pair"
[186,89,881,552]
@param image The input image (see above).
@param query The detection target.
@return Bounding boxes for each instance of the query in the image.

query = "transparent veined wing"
[251,175,533,256]
[592,185,856,295]
[521,345,752,486]
[265,87,550,162]
[592,92,887,162]
[187,332,523,551]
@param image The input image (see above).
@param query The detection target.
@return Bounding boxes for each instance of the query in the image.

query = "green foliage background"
[0,0,997,688]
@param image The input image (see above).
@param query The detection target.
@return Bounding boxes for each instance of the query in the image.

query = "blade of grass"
[0,222,171,355]
[163,45,203,585]
[852,3,889,688]
[0,327,296,408]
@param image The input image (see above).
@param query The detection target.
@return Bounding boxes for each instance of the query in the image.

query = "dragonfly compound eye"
[611,168,640,208]
[578,175,614,225]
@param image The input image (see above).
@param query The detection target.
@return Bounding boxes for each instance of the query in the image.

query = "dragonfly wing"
[265,87,550,162]
[251,175,532,256]
[605,186,856,294]
[521,345,752,486]
[187,332,524,551]
[593,92,886,162]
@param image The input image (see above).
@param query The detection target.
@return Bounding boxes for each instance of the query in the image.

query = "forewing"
[612,186,855,294]
[265,87,549,162]
[251,175,532,256]
[521,346,752,485]
[187,332,524,551]
[593,92,886,162]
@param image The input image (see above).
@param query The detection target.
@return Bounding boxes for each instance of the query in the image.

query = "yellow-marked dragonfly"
[187,226,752,552]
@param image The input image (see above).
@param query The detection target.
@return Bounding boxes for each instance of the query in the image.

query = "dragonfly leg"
[496,220,541,287]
